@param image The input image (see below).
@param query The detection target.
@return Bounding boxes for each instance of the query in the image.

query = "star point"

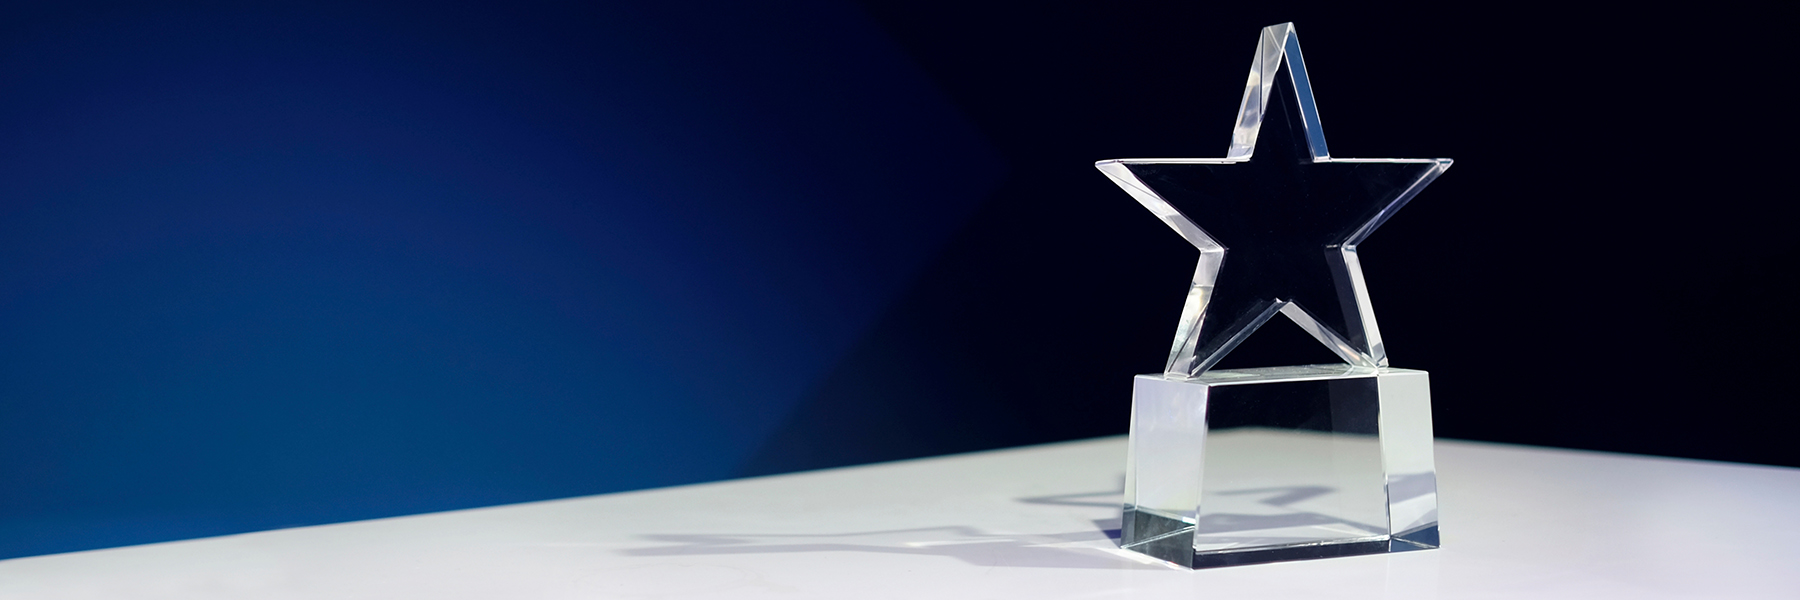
[1098,22,1450,377]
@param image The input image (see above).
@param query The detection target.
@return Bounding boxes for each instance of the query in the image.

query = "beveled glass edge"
[1224,23,1330,161]
[1095,158,1447,165]
[1135,365,1426,386]
[1093,23,1453,379]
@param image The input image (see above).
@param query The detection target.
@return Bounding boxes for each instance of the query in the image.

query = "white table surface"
[2,436,1796,599]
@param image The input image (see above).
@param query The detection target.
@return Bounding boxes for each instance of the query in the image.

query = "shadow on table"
[618,477,1146,569]
[1017,481,1387,540]
[1015,486,1126,541]
[617,476,1381,569]
[620,523,1152,569]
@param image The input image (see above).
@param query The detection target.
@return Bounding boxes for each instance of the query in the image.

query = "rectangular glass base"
[1121,365,1438,569]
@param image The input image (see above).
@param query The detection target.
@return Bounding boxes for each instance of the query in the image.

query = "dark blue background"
[0,1,1001,558]
[3,1,1794,561]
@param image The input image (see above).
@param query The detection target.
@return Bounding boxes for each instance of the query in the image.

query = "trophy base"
[1125,507,1440,568]
[1121,365,1438,569]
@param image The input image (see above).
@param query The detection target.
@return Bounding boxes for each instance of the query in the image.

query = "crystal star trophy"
[1097,23,1448,569]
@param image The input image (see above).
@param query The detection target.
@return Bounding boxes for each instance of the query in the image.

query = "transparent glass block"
[1098,22,1448,569]
[1122,365,1438,568]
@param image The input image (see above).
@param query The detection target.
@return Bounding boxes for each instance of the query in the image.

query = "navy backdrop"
[0,1,1005,558]
[1,1,1793,560]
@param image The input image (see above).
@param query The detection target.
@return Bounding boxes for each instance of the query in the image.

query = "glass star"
[1097,23,1451,377]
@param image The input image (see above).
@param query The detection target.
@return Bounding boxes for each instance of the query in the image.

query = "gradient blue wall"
[0,1,1000,559]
